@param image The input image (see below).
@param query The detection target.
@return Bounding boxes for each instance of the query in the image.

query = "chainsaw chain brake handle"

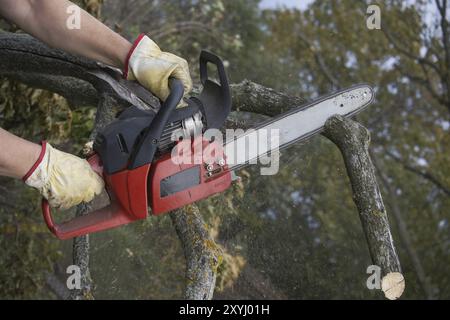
[41,79,184,240]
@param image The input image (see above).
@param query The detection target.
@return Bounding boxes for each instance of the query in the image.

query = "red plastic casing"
[41,154,151,240]
[41,139,231,240]
[150,139,231,214]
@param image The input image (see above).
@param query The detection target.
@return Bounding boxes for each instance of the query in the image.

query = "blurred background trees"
[0,0,448,299]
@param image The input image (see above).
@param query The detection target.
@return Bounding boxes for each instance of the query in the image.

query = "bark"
[1,72,98,107]
[69,205,93,300]
[170,205,221,300]
[372,155,435,299]
[322,115,402,277]
[230,80,305,116]
[0,32,159,111]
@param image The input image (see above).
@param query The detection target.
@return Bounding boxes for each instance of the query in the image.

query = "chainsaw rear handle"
[41,190,136,240]
[41,79,184,240]
[40,154,130,240]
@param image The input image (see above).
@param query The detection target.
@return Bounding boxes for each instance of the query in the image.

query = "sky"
[259,0,314,10]
[259,0,440,28]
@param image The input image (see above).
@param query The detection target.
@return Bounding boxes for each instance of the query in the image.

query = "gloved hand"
[124,34,193,101]
[23,142,104,210]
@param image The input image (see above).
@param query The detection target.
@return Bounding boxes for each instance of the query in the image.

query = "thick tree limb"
[323,116,403,291]
[170,205,221,300]
[230,80,305,116]
[372,154,435,299]
[0,33,98,81]
[231,86,404,298]
[69,207,93,300]
[0,32,159,111]
[2,72,98,107]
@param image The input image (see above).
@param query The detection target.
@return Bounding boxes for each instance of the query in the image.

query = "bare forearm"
[0,0,132,68]
[0,128,41,178]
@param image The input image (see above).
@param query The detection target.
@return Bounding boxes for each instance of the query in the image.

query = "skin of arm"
[0,0,132,67]
[0,0,133,178]
[0,127,41,178]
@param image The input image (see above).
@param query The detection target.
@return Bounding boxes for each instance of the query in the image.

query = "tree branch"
[170,205,221,300]
[323,115,404,299]
[0,32,160,111]
[69,208,93,300]
[230,79,305,116]
[297,33,341,89]
[372,153,435,299]
[381,27,443,78]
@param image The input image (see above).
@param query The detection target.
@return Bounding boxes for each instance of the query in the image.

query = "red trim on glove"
[123,33,146,79]
[22,141,47,182]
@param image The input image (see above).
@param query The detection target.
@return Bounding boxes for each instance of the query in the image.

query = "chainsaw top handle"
[197,50,231,130]
[200,50,228,88]
[128,78,184,169]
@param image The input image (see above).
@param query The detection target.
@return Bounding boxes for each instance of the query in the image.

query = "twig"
[385,150,450,197]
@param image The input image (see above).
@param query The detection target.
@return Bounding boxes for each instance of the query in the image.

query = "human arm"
[0,0,131,68]
[0,0,192,209]
[0,0,192,99]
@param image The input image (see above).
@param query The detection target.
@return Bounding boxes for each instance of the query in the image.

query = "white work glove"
[23,142,104,210]
[124,34,193,101]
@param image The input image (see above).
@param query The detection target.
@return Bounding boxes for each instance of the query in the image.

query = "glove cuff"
[22,141,47,182]
[123,33,146,79]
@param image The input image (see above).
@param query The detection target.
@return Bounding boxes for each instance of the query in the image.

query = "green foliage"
[0,178,63,299]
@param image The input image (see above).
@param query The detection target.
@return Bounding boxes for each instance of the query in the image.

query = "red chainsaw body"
[104,163,150,220]
[41,51,233,240]
[41,139,231,240]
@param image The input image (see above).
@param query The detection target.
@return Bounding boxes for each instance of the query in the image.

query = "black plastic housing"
[94,51,231,175]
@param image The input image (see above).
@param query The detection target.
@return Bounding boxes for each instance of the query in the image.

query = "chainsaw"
[41,51,374,240]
